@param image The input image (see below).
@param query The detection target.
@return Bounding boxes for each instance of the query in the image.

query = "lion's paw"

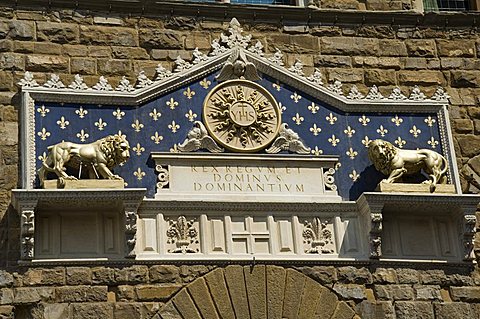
[111,175,122,180]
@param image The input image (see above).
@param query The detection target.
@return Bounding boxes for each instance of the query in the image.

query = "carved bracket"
[124,207,138,258]
[369,212,383,259]
[323,168,338,192]
[156,165,169,189]
[463,213,476,261]
[302,217,334,254]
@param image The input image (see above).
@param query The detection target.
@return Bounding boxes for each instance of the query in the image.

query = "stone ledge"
[375,182,456,194]
[43,179,125,189]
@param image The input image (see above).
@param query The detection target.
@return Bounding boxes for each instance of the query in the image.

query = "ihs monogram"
[203,80,281,152]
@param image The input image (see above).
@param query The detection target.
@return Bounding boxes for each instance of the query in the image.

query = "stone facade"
[1,1,480,318]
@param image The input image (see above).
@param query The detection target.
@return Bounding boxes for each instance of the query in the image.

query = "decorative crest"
[18,71,39,87]
[177,121,224,153]
[266,123,311,154]
[93,76,113,91]
[135,71,153,89]
[388,87,408,100]
[306,68,323,85]
[166,216,199,254]
[116,76,134,92]
[192,48,209,64]
[431,87,450,101]
[303,218,334,254]
[288,59,305,76]
[409,85,426,101]
[347,85,364,100]
[248,41,264,56]
[44,74,65,89]
[174,57,192,73]
[216,48,261,82]
[328,80,343,95]
[365,85,384,100]
[68,74,89,90]
[220,18,252,49]
[154,63,172,81]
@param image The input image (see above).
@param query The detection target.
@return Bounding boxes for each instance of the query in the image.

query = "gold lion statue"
[38,134,130,187]
[367,139,448,192]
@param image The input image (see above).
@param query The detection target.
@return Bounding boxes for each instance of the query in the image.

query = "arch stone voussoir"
[154,265,356,319]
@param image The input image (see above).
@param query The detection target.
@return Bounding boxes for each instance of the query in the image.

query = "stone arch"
[153,265,357,319]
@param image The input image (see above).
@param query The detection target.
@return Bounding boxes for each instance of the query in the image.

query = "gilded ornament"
[266,123,311,154]
[150,132,164,144]
[177,121,223,153]
[203,80,281,152]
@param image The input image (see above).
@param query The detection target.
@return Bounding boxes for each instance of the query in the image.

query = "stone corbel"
[460,203,478,261]
[18,200,38,260]
[124,201,142,258]
[358,196,384,259]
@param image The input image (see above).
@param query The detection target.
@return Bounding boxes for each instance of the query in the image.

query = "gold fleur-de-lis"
[76,129,89,142]
[170,144,180,153]
[391,115,403,126]
[132,143,145,156]
[200,78,211,89]
[359,115,370,126]
[311,146,323,156]
[38,152,47,163]
[75,106,88,118]
[113,108,125,120]
[292,113,304,125]
[273,81,281,91]
[308,102,319,114]
[133,167,146,180]
[309,123,321,136]
[149,109,161,121]
[344,126,355,137]
[428,137,439,148]
[290,92,301,103]
[37,105,50,117]
[37,128,50,140]
[424,116,436,127]
[183,87,195,99]
[56,116,70,129]
[362,136,371,147]
[94,118,107,131]
[409,125,421,138]
[185,110,197,122]
[377,125,388,137]
[326,113,337,125]
[166,97,179,110]
[151,132,164,144]
[132,119,144,132]
[346,147,358,159]
[279,102,286,114]
[328,134,339,147]
[394,137,406,148]
[349,170,360,182]
[117,130,126,139]
[168,120,180,133]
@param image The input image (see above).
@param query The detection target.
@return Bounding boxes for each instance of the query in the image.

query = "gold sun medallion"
[203,80,281,152]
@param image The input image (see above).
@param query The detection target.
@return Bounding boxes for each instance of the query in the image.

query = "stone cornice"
[3,0,480,28]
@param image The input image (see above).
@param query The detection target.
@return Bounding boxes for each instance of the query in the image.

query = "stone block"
[112,46,149,60]
[414,285,442,301]
[310,26,342,36]
[172,289,202,319]
[0,289,13,305]
[333,284,366,300]
[373,268,397,284]
[379,39,407,56]
[97,58,132,76]
[56,286,107,302]
[80,26,137,46]
[298,277,325,319]
[135,284,181,301]
[13,287,54,304]
[331,301,356,319]
[283,269,306,319]
[72,303,113,319]
[185,32,212,50]
[419,270,447,285]
[437,40,475,57]
[62,44,88,57]
[92,267,115,285]
[187,278,220,319]
[291,35,320,53]
[398,70,445,86]
[314,55,352,68]
[179,265,212,283]
[33,42,62,55]
[224,265,249,319]
[42,303,69,319]
[89,46,111,57]
[451,70,480,88]
[321,37,379,56]
[8,20,35,40]
[0,21,8,38]
[0,40,12,52]
[157,302,182,319]
[114,302,155,319]
[450,286,480,302]
[434,302,473,319]
[165,16,197,30]
[26,55,69,72]
[0,271,13,288]
[23,268,65,286]
[405,40,436,57]
[139,29,183,49]
[114,285,136,302]
[327,68,363,83]
[374,285,414,301]
[71,58,96,75]
[365,69,396,86]
[0,53,25,71]
[66,267,92,285]
[395,301,434,319]
[0,305,14,317]
[315,287,338,318]
[358,301,395,319]
[115,266,148,284]
[447,274,474,286]
[361,57,402,69]
[204,268,235,319]
[149,265,179,283]
[37,22,79,43]
[452,119,474,134]
[297,266,337,285]
[337,266,373,284]
[321,0,362,9]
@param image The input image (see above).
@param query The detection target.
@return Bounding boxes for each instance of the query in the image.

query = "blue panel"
[34,72,443,200]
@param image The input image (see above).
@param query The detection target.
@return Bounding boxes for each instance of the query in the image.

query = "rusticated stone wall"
[0,3,480,319]
[0,264,479,318]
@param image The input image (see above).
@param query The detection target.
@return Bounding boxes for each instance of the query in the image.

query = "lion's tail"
[439,153,449,183]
